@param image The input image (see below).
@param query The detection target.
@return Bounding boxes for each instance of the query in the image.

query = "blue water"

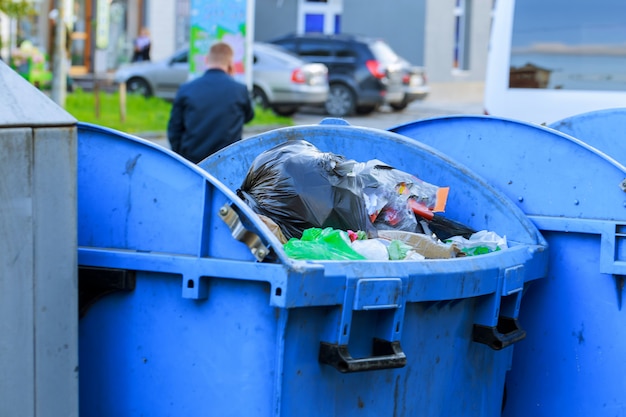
[510,53,626,91]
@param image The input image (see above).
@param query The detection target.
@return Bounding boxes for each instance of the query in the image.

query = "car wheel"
[355,104,378,115]
[252,86,270,109]
[325,83,356,117]
[272,105,298,117]
[390,97,409,112]
[126,77,152,97]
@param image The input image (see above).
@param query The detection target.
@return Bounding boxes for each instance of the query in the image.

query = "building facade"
[2,0,492,99]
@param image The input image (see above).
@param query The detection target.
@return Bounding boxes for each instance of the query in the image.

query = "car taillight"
[365,60,386,79]
[291,68,306,84]
[402,73,411,84]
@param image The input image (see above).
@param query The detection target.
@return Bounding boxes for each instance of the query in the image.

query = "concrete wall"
[424,0,491,101]
[341,0,426,65]
[148,0,177,61]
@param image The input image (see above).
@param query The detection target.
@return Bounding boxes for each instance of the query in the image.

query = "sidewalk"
[140,98,484,150]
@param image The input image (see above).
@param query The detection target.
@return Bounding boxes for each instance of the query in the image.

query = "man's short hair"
[207,42,234,67]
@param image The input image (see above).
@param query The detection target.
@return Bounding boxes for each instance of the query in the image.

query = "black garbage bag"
[237,140,375,240]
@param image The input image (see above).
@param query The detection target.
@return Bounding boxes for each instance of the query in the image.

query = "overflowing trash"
[237,140,507,261]
[445,230,507,257]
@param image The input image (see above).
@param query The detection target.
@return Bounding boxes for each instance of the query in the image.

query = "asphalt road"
[146,98,484,149]
[290,99,484,131]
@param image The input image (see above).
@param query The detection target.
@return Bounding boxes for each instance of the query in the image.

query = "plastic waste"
[258,214,288,244]
[283,227,366,261]
[445,230,507,256]
[238,141,452,240]
[378,230,461,259]
[387,240,414,260]
[238,140,374,240]
[283,226,466,261]
[353,160,448,233]
[351,239,390,260]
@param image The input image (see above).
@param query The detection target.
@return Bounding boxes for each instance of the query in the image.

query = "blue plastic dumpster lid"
[549,108,626,164]
[390,115,626,221]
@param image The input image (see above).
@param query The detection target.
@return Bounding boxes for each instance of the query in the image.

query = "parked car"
[113,42,329,116]
[390,58,430,111]
[268,33,406,117]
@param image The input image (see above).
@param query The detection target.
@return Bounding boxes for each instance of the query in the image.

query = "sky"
[511,0,626,52]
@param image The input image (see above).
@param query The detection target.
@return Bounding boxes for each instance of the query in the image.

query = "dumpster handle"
[318,338,407,373]
[472,316,526,350]
[78,266,136,318]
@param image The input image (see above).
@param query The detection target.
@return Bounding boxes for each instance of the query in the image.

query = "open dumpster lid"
[549,108,626,164]
[390,115,626,221]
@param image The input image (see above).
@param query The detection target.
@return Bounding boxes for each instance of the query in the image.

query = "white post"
[50,3,67,106]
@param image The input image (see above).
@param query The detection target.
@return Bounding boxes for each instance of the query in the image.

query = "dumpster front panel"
[390,115,626,416]
[280,298,512,416]
[79,272,279,417]
[78,122,547,417]
[504,230,626,416]
[80,271,513,417]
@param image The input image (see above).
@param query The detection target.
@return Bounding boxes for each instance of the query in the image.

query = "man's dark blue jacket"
[167,68,254,163]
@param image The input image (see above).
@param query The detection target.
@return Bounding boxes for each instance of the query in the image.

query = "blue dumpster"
[550,107,626,163]
[390,115,626,416]
[78,119,547,417]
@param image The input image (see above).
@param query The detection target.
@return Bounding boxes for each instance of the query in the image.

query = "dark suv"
[269,33,405,117]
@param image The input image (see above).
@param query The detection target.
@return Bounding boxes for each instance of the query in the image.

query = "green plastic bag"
[284,227,367,260]
[387,240,413,260]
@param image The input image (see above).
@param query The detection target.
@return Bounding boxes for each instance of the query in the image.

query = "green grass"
[65,89,293,134]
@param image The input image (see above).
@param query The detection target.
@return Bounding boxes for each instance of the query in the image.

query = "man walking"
[167,42,254,163]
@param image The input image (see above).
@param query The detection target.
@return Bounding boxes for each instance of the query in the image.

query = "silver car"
[113,42,329,116]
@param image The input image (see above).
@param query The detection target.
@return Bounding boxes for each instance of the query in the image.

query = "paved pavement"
[296,99,483,128]
[145,98,484,149]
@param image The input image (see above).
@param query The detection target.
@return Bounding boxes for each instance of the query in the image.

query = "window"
[171,50,188,64]
[336,47,355,59]
[453,0,472,71]
[304,14,325,33]
[370,40,400,65]
[299,40,333,57]
[298,0,342,35]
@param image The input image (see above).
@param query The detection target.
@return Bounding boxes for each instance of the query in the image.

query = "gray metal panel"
[0,60,76,127]
[0,61,78,417]
[425,0,491,83]
[33,126,79,417]
[0,127,36,417]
